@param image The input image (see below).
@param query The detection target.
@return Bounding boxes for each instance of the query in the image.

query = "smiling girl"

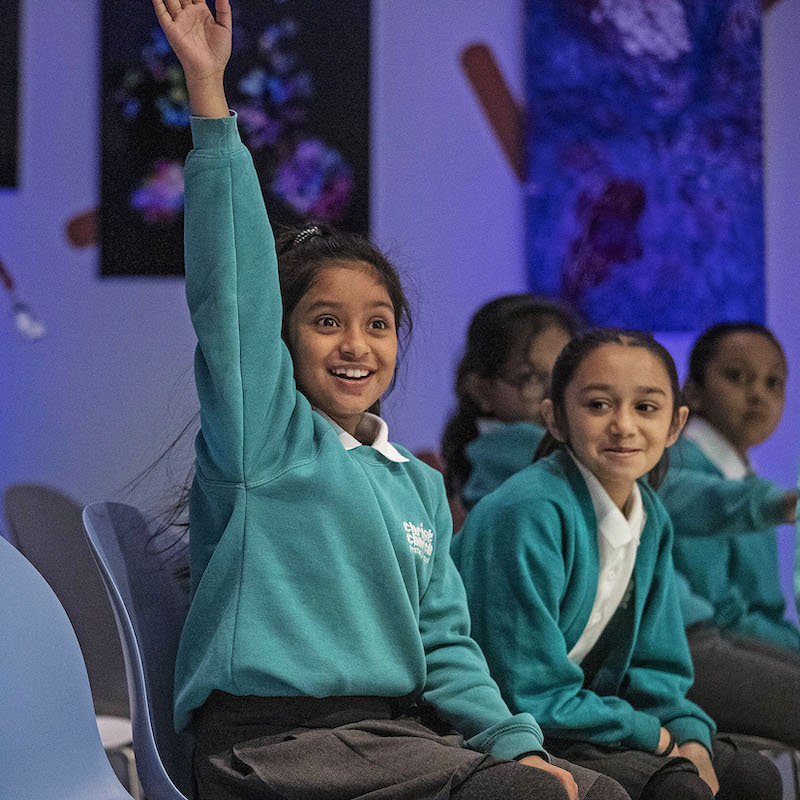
[152,2,629,799]
[453,329,780,800]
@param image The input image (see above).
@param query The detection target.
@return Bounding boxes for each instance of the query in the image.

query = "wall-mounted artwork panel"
[525,0,764,330]
[0,0,21,188]
[101,1,369,276]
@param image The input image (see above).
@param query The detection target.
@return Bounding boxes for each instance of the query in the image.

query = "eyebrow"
[304,299,395,313]
[579,384,667,396]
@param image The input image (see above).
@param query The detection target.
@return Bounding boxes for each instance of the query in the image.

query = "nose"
[339,325,370,359]
[608,407,635,436]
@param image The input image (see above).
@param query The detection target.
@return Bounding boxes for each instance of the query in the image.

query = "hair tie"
[293,225,322,246]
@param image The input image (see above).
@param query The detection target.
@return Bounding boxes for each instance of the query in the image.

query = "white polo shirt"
[682,417,748,480]
[314,408,409,463]
[567,453,646,665]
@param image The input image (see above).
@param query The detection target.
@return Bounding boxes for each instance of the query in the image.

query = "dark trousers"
[547,736,781,800]
[193,692,629,800]
[687,623,800,748]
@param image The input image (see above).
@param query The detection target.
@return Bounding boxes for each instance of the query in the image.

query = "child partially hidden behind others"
[658,322,800,748]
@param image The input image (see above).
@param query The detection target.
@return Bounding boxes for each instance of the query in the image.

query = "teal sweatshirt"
[172,115,545,760]
[659,437,799,649]
[462,422,546,509]
[452,449,715,752]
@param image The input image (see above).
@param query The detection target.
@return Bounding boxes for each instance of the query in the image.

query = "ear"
[666,405,689,448]
[541,398,567,443]
[463,372,494,415]
[682,378,702,414]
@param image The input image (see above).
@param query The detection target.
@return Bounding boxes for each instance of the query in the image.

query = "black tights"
[641,748,782,800]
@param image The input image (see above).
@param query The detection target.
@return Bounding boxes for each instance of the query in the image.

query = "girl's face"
[469,323,572,424]
[687,332,786,455]
[543,344,687,511]
[287,262,398,436]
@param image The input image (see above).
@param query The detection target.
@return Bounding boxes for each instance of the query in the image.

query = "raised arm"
[154,0,305,486]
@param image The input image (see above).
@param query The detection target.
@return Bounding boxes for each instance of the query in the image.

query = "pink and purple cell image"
[101,1,368,276]
[525,0,764,330]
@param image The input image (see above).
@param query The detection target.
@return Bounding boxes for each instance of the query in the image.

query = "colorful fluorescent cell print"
[101,1,369,276]
[525,0,764,330]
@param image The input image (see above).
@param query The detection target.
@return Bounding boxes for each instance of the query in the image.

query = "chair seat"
[98,715,134,749]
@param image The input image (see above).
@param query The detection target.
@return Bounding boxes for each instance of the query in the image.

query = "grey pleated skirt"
[192,692,627,800]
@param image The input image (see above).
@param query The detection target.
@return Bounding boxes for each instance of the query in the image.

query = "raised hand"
[152,0,231,117]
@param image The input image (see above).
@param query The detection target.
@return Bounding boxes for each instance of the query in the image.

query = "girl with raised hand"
[453,329,781,800]
[442,295,579,511]
[658,322,800,747]
[152,2,628,799]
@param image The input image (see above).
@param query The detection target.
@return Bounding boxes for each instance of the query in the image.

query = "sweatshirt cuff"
[761,485,790,527]
[666,717,714,752]
[465,713,549,761]
[624,711,662,752]
[189,111,243,154]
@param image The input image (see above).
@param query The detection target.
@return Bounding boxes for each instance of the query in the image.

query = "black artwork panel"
[101,0,370,276]
[0,0,20,188]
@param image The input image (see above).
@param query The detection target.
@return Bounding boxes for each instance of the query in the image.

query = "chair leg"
[106,744,143,800]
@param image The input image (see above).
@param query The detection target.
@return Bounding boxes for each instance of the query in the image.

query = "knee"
[641,771,714,800]
[584,774,631,800]
[717,750,782,800]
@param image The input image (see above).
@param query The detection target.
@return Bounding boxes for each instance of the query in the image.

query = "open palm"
[152,0,232,82]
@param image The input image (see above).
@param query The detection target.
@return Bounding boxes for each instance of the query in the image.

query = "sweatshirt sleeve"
[621,515,715,750]
[184,114,303,488]
[659,464,786,537]
[418,482,547,761]
[456,497,663,753]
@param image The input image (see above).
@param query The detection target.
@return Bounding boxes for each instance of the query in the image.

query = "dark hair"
[275,224,413,413]
[143,224,411,583]
[687,321,786,389]
[534,327,683,489]
[441,294,580,499]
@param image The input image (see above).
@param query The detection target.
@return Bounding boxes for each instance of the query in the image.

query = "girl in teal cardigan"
[442,295,579,510]
[658,322,800,747]
[453,329,780,800]
[152,3,627,799]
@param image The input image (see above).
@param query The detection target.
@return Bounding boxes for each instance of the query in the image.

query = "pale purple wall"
[1,0,798,613]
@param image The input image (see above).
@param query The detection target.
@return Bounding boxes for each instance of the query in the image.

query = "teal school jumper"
[659,436,799,649]
[462,421,546,509]
[452,449,715,752]
[172,115,545,761]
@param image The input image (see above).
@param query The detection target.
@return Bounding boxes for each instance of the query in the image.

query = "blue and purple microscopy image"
[525,0,764,330]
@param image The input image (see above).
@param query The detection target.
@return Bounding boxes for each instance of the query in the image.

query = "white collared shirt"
[313,408,409,463]
[567,453,646,665]
[682,417,749,480]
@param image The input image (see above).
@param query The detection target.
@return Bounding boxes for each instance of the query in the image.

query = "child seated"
[659,322,800,747]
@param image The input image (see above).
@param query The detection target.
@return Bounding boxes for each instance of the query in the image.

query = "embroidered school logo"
[403,521,434,563]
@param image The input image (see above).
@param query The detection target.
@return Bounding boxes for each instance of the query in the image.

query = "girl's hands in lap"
[518,754,579,800]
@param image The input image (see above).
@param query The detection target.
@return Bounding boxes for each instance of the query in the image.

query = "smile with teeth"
[330,367,374,380]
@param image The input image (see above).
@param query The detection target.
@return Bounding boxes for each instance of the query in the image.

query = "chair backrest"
[82,502,193,800]
[0,535,133,800]
[3,483,129,718]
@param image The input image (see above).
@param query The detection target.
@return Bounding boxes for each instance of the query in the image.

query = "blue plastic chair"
[82,502,194,800]
[0,535,134,800]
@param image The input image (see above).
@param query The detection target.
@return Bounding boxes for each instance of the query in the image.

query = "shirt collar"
[313,408,409,463]
[476,418,506,436]
[683,417,749,480]
[570,451,645,548]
